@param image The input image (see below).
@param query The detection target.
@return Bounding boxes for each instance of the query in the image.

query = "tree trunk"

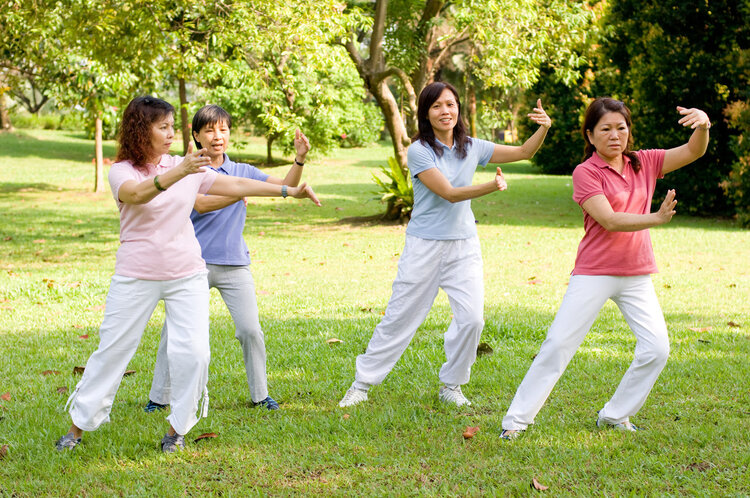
[266,135,275,165]
[94,114,104,193]
[179,78,190,154]
[0,77,12,132]
[467,84,477,138]
[371,79,411,171]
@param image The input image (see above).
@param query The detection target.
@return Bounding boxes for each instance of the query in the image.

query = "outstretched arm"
[193,194,243,214]
[265,129,310,187]
[207,175,321,206]
[489,99,552,164]
[581,190,678,232]
[662,107,710,175]
[417,166,507,203]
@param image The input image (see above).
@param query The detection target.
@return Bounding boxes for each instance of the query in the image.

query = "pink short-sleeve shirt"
[571,149,665,276]
[108,154,217,280]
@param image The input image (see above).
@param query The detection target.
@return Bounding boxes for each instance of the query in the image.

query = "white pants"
[67,272,210,435]
[353,235,485,389]
[150,264,268,403]
[502,275,670,430]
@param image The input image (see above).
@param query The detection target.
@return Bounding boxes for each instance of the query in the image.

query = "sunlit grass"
[0,129,748,495]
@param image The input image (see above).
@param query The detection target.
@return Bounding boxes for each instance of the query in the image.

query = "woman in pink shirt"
[501,97,710,439]
[55,96,320,453]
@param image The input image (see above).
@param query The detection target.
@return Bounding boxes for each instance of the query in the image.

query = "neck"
[598,151,624,172]
[210,153,224,168]
[147,154,161,166]
[434,129,453,149]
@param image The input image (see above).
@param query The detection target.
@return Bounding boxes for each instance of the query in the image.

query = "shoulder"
[634,149,666,165]
[572,158,600,182]
[408,140,435,161]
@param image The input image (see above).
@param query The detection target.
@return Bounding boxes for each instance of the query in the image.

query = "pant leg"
[438,236,485,386]
[354,235,442,387]
[598,275,670,424]
[148,322,171,404]
[502,275,615,431]
[162,272,211,436]
[207,264,268,403]
[69,275,161,431]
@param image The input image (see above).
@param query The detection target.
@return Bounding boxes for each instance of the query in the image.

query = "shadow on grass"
[0,130,117,161]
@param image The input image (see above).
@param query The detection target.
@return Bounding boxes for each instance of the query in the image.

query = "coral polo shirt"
[571,149,665,276]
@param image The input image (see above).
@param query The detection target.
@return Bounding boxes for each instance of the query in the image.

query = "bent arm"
[581,191,677,232]
[662,107,710,175]
[117,166,195,204]
[193,194,243,214]
[266,128,309,186]
[207,175,285,197]
[417,167,506,203]
[490,99,551,163]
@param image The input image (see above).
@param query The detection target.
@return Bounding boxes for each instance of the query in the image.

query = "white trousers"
[67,272,210,435]
[354,235,485,389]
[150,264,268,403]
[502,275,670,430]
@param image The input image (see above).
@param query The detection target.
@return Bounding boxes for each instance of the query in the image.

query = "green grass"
[0,129,748,495]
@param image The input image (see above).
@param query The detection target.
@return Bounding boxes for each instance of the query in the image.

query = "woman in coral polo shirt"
[55,96,319,453]
[501,97,710,439]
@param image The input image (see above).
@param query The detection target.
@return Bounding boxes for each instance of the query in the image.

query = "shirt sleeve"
[407,141,437,178]
[636,149,666,182]
[472,138,495,167]
[108,162,136,203]
[237,163,270,182]
[197,168,219,194]
[572,163,604,206]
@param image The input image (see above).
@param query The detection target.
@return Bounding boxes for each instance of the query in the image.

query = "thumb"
[496,167,503,176]
[536,98,543,110]
[187,142,194,155]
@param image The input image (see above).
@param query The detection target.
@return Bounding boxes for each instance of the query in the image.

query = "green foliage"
[372,156,414,221]
[723,99,750,227]
[599,0,750,215]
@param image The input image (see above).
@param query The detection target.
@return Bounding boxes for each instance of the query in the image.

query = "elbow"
[444,191,462,203]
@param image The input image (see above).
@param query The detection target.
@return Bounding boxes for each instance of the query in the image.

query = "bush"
[372,156,413,222]
[722,100,750,227]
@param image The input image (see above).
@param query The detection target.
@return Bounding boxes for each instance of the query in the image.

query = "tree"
[599,0,750,215]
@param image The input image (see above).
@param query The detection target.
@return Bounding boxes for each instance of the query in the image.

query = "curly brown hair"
[116,96,175,170]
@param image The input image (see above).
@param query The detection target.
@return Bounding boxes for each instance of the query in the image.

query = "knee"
[235,324,264,344]
[639,338,670,367]
[463,313,484,335]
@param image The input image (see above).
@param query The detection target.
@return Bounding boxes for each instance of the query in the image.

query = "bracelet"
[698,122,711,130]
[281,185,288,198]
[294,158,305,167]
[154,175,167,192]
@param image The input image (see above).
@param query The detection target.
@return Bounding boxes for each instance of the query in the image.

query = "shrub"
[372,156,413,222]
[722,100,750,227]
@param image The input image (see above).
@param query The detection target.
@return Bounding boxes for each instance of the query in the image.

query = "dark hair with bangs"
[412,81,471,159]
[192,105,232,148]
[582,97,641,173]
[116,96,174,171]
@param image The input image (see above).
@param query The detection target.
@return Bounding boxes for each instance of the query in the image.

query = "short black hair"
[191,105,232,148]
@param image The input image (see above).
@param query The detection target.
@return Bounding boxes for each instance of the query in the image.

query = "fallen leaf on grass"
[0,393,9,401]
[79,334,89,339]
[123,370,136,376]
[72,366,86,375]
[0,444,7,460]
[689,326,712,332]
[343,413,350,420]
[194,432,218,443]
[687,462,711,472]
[41,370,60,376]
[326,338,343,345]
[697,339,711,344]
[477,342,493,356]
[727,321,741,328]
[85,305,105,311]
[56,387,68,394]
[531,477,549,491]
[462,426,480,439]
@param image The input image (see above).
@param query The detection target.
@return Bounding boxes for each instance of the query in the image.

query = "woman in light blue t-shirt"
[339,82,552,408]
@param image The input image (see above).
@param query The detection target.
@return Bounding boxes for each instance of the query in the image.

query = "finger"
[307,186,321,206]
[187,142,194,155]
[676,106,687,113]
[296,128,301,140]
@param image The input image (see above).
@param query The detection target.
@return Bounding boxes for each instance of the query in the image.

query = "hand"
[528,99,552,129]
[656,189,677,224]
[294,129,310,162]
[495,167,507,191]
[676,106,710,130]
[180,143,211,176]
[289,182,321,206]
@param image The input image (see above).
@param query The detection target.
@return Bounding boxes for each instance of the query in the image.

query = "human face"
[149,114,175,159]
[428,88,459,138]
[193,120,230,165]
[586,111,630,162]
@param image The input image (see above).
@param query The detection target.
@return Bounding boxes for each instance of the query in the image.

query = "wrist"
[294,156,306,166]
[698,122,710,131]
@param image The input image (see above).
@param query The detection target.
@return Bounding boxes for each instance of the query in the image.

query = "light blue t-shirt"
[190,154,269,265]
[406,137,495,240]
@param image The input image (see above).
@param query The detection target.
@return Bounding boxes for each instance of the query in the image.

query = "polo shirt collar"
[215,154,232,173]
[591,151,631,170]
[435,138,456,151]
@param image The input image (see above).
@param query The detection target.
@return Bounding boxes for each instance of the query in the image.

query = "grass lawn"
[0,129,748,495]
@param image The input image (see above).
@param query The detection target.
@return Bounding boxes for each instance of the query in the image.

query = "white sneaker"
[438,385,471,406]
[596,413,641,432]
[339,387,368,407]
